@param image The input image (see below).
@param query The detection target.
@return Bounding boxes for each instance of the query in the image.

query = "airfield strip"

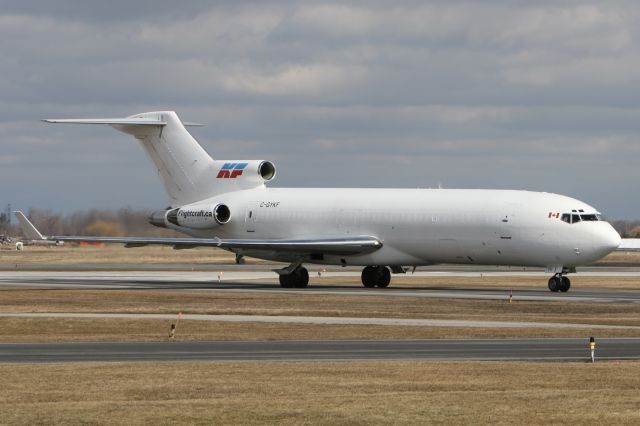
[0,312,637,330]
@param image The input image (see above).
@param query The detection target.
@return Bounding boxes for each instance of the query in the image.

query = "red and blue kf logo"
[216,162,248,178]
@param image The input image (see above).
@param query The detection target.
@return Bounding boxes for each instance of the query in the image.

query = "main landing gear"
[361,266,391,288]
[279,266,309,288]
[548,274,571,292]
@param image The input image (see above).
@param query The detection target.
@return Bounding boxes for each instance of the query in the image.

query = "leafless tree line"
[2,208,180,238]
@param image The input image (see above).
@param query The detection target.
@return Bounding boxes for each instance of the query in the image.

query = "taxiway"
[1,270,639,303]
[1,338,638,363]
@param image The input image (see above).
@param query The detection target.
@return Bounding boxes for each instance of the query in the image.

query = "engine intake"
[213,203,231,224]
[258,161,276,181]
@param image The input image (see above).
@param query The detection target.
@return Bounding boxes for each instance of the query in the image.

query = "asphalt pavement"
[1,338,638,363]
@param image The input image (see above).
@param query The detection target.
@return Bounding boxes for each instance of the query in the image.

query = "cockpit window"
[561,211,602,224]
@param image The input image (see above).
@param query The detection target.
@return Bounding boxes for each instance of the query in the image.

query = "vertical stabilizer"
[113,111,217,205]
[45,111,220,206]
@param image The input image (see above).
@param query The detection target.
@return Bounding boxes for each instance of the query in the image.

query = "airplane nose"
[596,224,621,254]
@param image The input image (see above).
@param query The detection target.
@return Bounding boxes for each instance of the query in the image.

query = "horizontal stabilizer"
[43,118,166,126]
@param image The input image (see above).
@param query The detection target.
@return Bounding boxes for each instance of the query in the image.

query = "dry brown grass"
[0,245,271,265]
[0,287,638,342]
[2,288,639,326]
[596,251,640,265]
[2,317,638,342]
[1,361,639,425]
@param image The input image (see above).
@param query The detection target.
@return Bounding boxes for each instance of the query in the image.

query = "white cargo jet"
[33,111,623,292]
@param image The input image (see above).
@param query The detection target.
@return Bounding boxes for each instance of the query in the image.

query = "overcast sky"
[2,1,640,218]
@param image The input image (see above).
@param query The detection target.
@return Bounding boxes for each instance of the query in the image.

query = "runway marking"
[1,312,637,330]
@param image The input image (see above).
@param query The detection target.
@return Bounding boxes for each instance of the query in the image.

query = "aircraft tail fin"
[43,111,216,206]
[13,211,45,240]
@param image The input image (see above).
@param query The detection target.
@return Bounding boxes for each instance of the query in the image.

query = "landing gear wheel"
[560,276,571,292]
[361,266,391,288]
[376,267,391,288]
[361,266,377,288]
[279,266,309,289]
[293,267,309,288]
[279,274,294,288]
[548,276,561,292]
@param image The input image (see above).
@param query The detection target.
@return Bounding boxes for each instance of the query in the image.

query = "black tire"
[560,276,571,292]
[279,274,294,288]
[376,266,391,288]
[548,276,560,292]
[293,267,309,288]
[361,266,377,288]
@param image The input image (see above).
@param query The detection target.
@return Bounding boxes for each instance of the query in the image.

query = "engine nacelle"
[156,203,231,229]
[213,160,276,184]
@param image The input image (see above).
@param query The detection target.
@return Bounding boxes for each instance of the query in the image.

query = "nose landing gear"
[548,274,571,292]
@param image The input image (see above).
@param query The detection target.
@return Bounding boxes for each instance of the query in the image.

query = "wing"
[14,210,382,257]
[49,235,383,256]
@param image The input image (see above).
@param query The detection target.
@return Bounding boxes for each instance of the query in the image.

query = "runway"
[1,338,638,362]
[1,271,639,303]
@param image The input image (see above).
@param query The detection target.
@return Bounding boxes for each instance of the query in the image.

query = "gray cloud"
[1,1,640,218]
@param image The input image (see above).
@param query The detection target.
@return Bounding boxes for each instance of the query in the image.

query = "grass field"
[1,286,638,342]
[1,361,639,425]
[1,246,639,424]
[0,245,245,265]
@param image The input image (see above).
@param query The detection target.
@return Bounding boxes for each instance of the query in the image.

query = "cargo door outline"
[245,202,259,233]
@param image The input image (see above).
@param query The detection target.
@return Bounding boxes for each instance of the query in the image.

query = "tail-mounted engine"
[149,203,231,229]
[213,160,276,185]
[147,160,276,229]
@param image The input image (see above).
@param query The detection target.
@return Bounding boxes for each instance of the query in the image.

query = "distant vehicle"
[27,110,630,291]
[13,211,63,246]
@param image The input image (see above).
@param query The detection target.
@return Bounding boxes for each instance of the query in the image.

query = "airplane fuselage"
[171,187,621,268]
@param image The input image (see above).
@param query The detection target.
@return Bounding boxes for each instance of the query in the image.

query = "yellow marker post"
[589,337,596,363]
[170,312,183,340]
